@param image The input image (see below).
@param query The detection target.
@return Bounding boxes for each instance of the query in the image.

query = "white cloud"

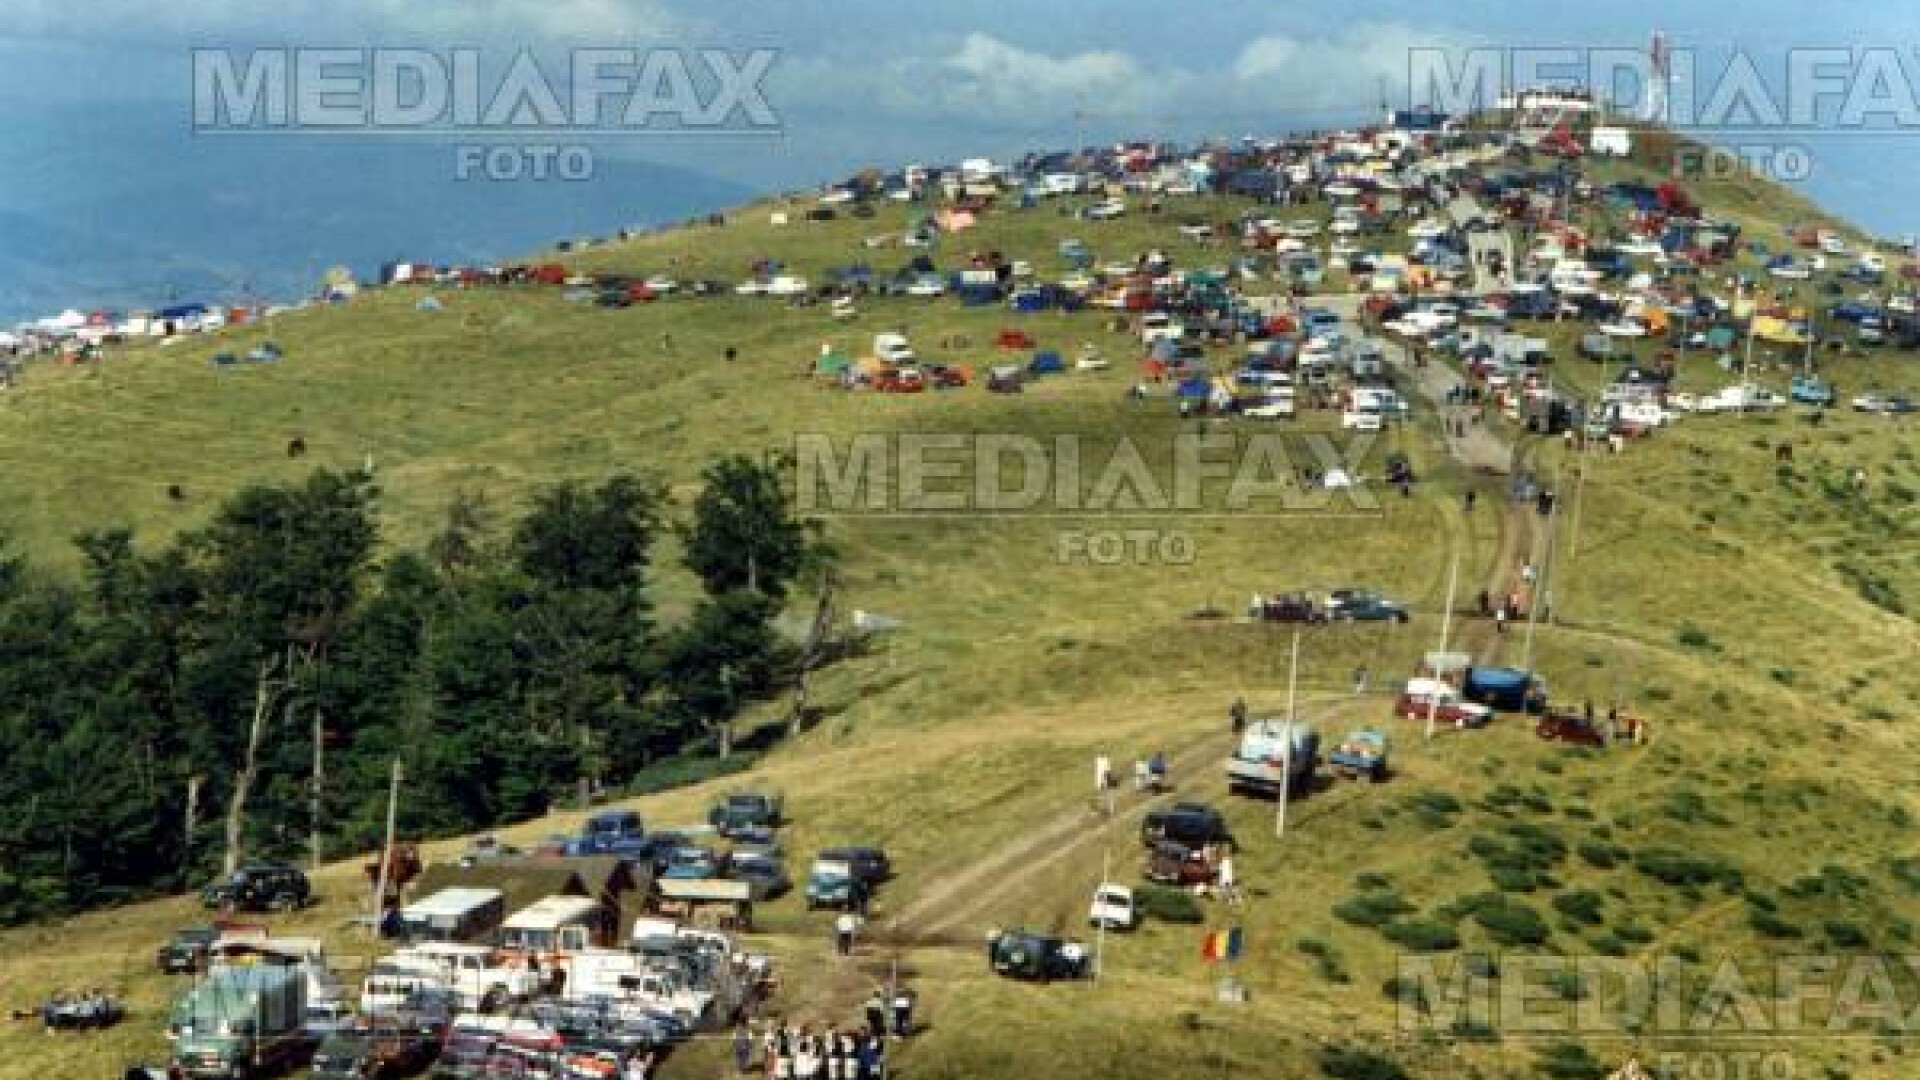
[1229,23,1476,110]
[938,32,1143,109]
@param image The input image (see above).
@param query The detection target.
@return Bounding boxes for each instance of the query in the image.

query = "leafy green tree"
[682,453,813,601]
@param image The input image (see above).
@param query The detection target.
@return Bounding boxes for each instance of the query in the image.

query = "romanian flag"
[1201,926,1244,963]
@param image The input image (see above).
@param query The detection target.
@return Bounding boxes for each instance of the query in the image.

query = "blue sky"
[3,2,1919,315]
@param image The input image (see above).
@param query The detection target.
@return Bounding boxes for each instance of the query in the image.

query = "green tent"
[816,352,852,377]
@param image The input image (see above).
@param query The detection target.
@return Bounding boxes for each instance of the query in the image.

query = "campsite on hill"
[4,98,1920,1080]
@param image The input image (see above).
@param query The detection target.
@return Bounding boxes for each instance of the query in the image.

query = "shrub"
[1634,848,1736,888]
[1676,624,1717,650]
[1578,842,1622,869]
[1615,922,1654,945]
[1137,884,1204,924]
[1825,921,1869,948]
[1552,890,1605,926]
[1537,1042,1609,1080]
[1382,920,1461,952]
[1318,1046,1409,1080]
[1381,976,1428,1013]
[1475,898,1550,946]
[1749,910,1804,939]
[1335,891,1415,928]
[1354,872,1394,891]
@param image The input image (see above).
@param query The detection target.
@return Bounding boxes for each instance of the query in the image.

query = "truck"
[1461,666,1548,714]
[1396,677,1494,728]
[169,965,312,1080]
[1327,729,1389,782]
[374,943,544,1012]
[707,790,784,837]
[559,949,715,1028]
[1225,718,1319,798]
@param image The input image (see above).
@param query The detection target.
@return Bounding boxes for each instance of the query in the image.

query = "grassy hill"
[2,137,1919,1080]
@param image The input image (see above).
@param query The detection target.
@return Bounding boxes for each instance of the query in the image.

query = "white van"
[501,895,609,954]
[399,887,506,945]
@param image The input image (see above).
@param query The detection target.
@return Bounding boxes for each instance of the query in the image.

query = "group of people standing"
[736,988,913,1080]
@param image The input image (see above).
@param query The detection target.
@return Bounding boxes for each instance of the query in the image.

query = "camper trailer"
[398,887,506,944]
[500,895,612,955]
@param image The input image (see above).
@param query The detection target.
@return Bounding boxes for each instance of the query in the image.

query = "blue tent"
[1012,289,1047,313]
[1029,350,1065,375]
[1150,337,1179,362]
[1175,377,1210,399]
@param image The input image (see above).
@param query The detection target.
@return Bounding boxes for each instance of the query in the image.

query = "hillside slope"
[2,136,1919,1080]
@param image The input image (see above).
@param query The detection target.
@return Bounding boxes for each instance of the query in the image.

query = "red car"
[1535,710,1607,747]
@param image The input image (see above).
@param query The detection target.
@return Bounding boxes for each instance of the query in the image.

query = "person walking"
[1229,697,1248,734]
[835,910,859,956]
[1094,754,1112,794]
[734,1023,755,1075]
[1352,665,1370,696]
[1494,606,1507,634]
[891,986,914,1038]
[864,991,887,1039]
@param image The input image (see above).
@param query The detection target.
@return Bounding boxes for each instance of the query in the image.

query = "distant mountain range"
[0,103,753,322]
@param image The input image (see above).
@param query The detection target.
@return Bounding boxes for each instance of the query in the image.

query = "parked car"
[1331,593,1409,623]
[726,852,791,901]
[1395,678,1493,728]
[662,847,722,881]
[201,864,311,912]
[1536,710,1608,747]
[1087,883,1141,931]
[1140,802,1229,848]
[1789,375,1834,406]
[309,1025,435,1080]
[1327,730,1389,782]
[1143,840,1215,886]
[988,929,1090,981]
[579,809,644,853]
[1250,591,1325,623]
[707,790,783,837]
[157,925,222,974]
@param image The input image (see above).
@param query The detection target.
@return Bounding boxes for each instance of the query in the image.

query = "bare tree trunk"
[223,656,283,877]
[787,568,837,738]
[309,704,325,872]
[184,774,203,871]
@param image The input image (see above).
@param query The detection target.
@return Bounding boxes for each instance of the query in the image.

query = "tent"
[815,352,852,378]
[997,328,1036,349]
[416,297,444,312]
[1175,377,1211,399]
[1029,350,1064,374]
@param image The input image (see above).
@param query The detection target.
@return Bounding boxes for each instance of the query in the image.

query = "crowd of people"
[735,988,914,1080]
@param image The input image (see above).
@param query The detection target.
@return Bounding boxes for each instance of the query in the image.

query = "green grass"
[1,143,1919,1080]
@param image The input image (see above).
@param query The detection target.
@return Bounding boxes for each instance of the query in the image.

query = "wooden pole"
[1277,630,1300,839]
[370,758,402,936]
[1426,555,1459,742]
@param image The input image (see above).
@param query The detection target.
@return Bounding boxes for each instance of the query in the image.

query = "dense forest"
[0,455,820,924]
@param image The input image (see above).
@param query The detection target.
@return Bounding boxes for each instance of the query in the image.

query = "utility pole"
[1425,554,1460,742]
[370,759,402,937]
[1093,847,1111,982]
[1524,483,1560,670]
[1276,630,1301,840]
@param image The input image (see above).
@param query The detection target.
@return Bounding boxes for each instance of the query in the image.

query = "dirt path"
[878,303,1546,950]
[883,694,1363,944]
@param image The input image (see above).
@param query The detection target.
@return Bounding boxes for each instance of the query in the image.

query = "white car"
[904,276,946,297]
[1085,199,1126,221]
[1242,400,1296,420]
[1342,409,1384,431]
[765,276,811,296]
[1089,883,1139,931]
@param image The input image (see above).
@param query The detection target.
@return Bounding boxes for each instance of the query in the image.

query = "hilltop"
[2,121,1919,1080]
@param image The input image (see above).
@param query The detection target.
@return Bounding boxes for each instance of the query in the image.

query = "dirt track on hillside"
[874,308,1544,949]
